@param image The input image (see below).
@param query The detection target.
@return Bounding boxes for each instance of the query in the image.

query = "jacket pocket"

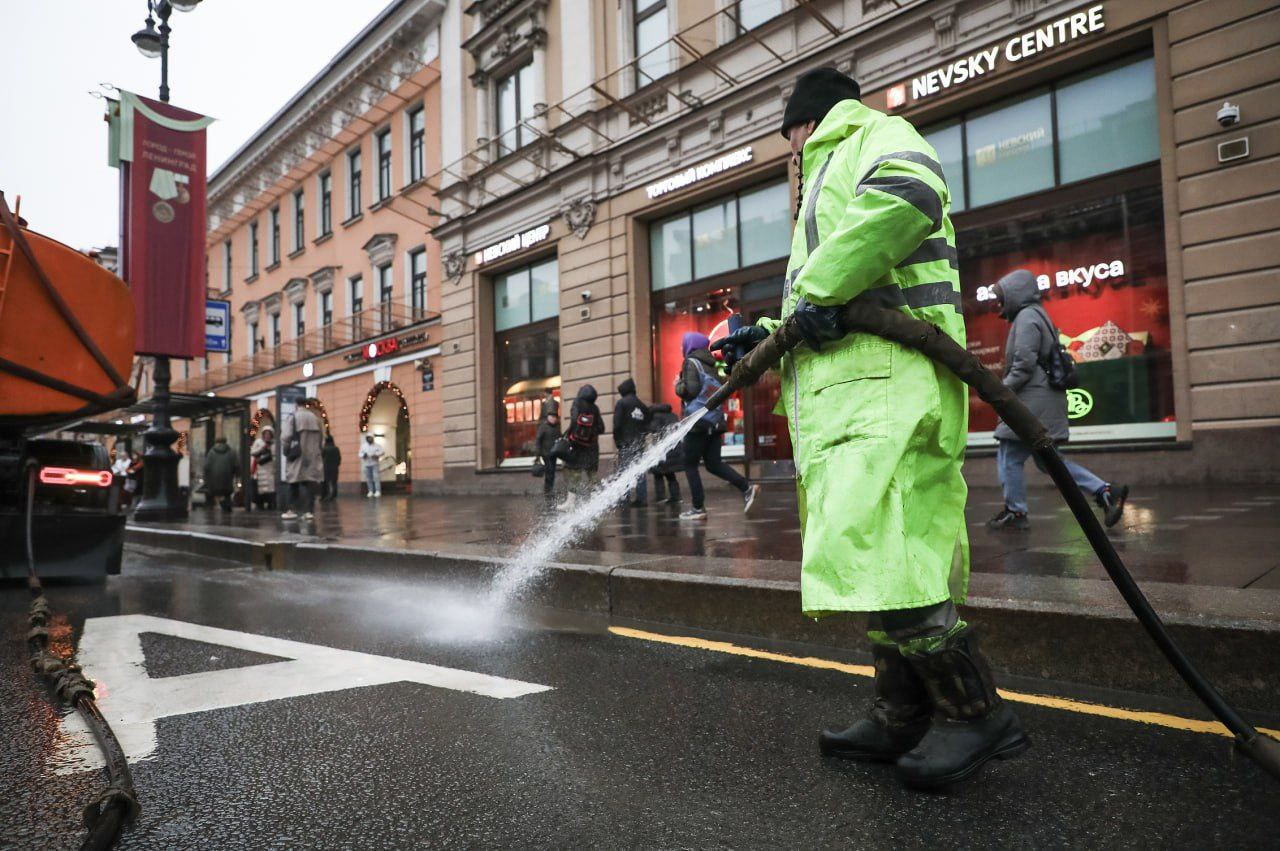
[805,340,892,447]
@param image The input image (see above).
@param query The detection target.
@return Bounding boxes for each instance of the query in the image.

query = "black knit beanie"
[781,68,862,138]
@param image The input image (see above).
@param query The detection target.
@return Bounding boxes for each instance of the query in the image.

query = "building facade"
[182,0,447,494]
[428,0,1279,490]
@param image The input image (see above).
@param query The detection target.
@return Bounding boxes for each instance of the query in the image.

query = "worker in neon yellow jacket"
[716,68,1028,789]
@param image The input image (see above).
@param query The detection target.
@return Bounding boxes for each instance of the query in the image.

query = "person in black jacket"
[647,403,681,504]
[559,384,605,511]
[535,410,560,500]
[675,332,759,520]
[320,434,342,502]
[612,377,651,506]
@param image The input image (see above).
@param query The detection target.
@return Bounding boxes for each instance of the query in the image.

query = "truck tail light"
[39,467,113,488]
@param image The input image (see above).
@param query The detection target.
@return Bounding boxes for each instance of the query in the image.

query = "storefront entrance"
[363,381,412,492]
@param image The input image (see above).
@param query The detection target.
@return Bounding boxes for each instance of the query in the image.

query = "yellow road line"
[608,626,1280,741]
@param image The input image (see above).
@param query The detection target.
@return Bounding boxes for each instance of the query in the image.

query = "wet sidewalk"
[132,483,1280,623]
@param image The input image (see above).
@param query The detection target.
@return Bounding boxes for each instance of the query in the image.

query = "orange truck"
[0,192,137,579]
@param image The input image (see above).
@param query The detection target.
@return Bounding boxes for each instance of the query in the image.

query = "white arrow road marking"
[53,614,551,774]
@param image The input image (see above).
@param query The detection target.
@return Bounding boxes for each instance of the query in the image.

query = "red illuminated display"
[362,337,400,361]
[959,186,1174,434]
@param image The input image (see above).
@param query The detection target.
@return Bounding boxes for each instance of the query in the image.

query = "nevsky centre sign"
[886,4,1106,109]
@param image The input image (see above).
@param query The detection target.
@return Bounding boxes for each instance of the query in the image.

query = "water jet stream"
[489,413,705,605]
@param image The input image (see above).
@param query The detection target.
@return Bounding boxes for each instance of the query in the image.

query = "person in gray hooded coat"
[987,269,1128,530]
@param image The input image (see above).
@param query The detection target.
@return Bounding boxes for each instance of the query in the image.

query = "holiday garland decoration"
[304,398,331,433]
[248,408,275,440]
[359,381,408,432]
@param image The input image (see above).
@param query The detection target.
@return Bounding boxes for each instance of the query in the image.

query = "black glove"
[792,298,845,352]
[710,325,770,371]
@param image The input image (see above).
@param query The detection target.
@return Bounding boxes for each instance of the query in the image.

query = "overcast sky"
[0,0,396,252]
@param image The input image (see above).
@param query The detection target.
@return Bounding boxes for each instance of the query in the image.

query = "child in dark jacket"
[535,411,560,499]
[647,403,681,504]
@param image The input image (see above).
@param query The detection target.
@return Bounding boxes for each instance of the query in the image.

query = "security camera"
[580,290,592,302]
[1217,102,1241,127]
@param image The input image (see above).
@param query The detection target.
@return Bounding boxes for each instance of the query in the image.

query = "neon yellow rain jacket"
[762,99,969,615]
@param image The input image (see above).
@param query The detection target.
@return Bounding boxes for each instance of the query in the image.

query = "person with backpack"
[612,378,651,507]
[646,403,681,504]
[986,269,1129,530]
[675,332,759,521]
[557,384,605,512]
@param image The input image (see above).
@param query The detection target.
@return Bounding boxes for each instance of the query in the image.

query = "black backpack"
[1032,308,1079,391]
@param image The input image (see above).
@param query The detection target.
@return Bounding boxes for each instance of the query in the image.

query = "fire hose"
[706,298,1280,781]
[22,466,139,849]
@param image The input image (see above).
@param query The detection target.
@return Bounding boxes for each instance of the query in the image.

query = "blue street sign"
[205,299,230,353]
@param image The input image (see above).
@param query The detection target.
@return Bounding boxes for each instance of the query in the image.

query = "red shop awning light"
[39,467,113,488]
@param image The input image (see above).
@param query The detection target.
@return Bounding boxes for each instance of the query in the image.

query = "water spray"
[705,299,1280,781]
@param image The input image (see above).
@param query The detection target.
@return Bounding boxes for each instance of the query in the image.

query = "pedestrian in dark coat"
[321,434,342,502]
[612,377,651,506]
[647,403,681,504]
[557,383,604,510]
[535,410,560,499]
[203,436,239,512]
[987,269,1129,531]
[675,332,757,520]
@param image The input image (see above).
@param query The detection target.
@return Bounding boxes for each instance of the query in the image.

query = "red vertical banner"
[109,91,214,359]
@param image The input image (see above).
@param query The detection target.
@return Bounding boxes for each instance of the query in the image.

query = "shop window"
[495,257,560,462]
[920,54,1157,213]
[269,207,281,265]
[495,63,535,156]
[1056,57,1158,185]
[652,280,791,460]
[498,331,561,462]
[734,0,783,30]
[738,181,792,266]
[347,148,363,218]
[923,120,965,213]
[966,89,1054,208]
[634,0,669,87]
[494,257,558,332]
[651,178,789,292]
[692,198,739,279]
[959,185,1174,444]
[650,215,693,291]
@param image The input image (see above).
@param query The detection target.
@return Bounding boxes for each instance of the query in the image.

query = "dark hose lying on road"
[707,299,1280,782]
[22,466,140,850]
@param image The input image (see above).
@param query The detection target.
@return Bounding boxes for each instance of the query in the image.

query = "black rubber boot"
[896,627,1029,789]
[1097,483,1129,528]
[819,644,932,761]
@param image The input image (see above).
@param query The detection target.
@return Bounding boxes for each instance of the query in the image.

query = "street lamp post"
[129,0,201,522]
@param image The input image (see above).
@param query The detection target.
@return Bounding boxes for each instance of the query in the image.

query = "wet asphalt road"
[3,548,1278,850]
